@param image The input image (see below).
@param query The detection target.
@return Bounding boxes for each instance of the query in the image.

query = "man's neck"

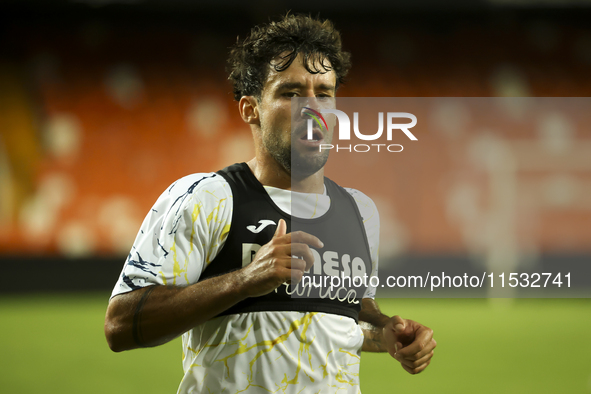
[246,158,324,193]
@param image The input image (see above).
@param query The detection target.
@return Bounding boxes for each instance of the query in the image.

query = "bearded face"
[257,54,336,180]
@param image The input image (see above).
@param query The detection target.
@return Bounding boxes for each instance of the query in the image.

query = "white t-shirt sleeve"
[345,188,380,299]
[110,173,233,299]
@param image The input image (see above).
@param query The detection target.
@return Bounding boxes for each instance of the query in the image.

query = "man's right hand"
[239,219,323,297]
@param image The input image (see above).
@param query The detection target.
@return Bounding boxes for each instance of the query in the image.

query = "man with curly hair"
[105,13,436,393]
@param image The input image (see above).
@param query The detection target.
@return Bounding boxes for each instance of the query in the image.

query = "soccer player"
[105,13,436,393]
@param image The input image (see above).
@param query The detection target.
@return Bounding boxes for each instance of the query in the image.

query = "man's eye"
[284,92,298,97]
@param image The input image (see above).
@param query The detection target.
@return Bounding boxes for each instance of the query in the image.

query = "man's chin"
[290,153,329,179]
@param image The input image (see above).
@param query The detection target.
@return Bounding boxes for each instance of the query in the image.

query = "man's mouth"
[301,127,324,142]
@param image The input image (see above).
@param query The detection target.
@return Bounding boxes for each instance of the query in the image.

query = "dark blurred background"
[1,0,590,293]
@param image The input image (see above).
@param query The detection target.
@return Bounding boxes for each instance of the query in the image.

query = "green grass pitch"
[1,294,590,393]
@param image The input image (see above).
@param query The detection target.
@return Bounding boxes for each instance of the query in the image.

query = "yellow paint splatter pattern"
[110,174,377,394]
[178,312,363,394]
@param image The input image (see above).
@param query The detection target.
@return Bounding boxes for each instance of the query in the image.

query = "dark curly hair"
[227,13,352,101]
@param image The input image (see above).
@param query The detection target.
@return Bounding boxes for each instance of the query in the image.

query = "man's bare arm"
[359,298,390,352]
[359,298,437,374]
[105,219,321,352]
[105,271,248,352]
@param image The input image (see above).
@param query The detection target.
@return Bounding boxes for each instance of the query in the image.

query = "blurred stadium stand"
[0,1,590,292]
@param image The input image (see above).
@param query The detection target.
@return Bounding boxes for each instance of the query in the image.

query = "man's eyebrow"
[317,83,336,92]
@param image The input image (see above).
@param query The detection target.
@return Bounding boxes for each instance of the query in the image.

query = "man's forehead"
[264,53,336,88]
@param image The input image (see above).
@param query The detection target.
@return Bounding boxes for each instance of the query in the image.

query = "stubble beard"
[262,125,330,180]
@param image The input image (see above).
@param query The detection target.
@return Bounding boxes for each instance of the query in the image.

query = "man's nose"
[300,96,320,111]
[300,103,321,120]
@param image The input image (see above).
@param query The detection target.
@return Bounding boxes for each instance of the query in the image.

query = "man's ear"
[239,96,260,125]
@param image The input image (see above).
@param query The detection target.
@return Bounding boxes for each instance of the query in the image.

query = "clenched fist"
[240,219,324,298]
[383,315,436,374]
